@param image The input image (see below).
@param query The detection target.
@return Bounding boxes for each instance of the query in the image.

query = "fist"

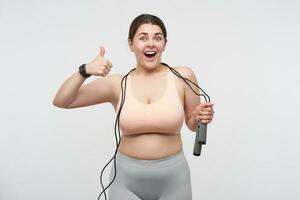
[85,46,113,77]
[192,102,214,124]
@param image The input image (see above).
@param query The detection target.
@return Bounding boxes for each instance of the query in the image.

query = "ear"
[128,39,133,52]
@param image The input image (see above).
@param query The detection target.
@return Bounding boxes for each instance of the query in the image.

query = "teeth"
[144,51,156,55]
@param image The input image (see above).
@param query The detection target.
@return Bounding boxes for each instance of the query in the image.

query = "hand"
[85,46,113,77]
[192,102,214,124]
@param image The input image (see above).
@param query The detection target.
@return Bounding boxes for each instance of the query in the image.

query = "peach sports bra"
[116,68,185,136]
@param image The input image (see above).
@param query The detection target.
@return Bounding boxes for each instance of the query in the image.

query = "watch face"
[80,65,84,72]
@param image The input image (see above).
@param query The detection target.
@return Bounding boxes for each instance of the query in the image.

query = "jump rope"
[97,62,211,200]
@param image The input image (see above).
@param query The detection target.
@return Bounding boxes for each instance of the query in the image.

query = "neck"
[134,63,166,77]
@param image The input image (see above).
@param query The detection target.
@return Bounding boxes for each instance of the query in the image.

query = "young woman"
[53,14,214,200]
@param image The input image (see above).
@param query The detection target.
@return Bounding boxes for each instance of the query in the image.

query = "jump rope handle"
[193,122,207,156]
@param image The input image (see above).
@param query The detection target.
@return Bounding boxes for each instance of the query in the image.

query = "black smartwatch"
[79,64,91,78]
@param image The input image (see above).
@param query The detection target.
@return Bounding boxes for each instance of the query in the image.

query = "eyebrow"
[138,32,163,36]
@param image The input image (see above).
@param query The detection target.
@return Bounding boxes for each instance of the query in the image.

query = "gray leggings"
[108,150,192,200]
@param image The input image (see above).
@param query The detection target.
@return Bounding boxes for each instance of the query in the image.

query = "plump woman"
[53,14,214,200]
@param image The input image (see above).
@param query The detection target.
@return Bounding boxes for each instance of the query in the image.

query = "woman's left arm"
[181,66,214,132]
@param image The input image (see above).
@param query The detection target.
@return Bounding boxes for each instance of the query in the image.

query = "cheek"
[157,42,166,51]
[132,43,145,53]
[132,48,144,58]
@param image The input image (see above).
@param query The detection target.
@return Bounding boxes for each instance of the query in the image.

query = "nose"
[146,39,154,47]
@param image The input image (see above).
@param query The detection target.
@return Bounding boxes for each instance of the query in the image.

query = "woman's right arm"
[52,46,114,109]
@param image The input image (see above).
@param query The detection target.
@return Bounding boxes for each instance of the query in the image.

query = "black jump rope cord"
[97,63,210,200]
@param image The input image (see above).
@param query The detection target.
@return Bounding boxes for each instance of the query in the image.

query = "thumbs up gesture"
[85,46,113,77]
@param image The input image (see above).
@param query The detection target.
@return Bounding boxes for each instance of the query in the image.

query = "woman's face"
[129,23,166,70]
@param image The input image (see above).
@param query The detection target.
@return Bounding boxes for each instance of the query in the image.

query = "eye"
[154,36,162,42]
[139,36,147,41]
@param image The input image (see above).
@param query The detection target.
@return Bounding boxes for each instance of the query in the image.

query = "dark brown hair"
[128,14,167,42]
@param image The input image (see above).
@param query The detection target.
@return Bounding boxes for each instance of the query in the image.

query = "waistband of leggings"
[115,149,186,169]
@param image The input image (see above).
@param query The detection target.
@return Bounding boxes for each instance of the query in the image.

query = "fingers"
[197,103,214,112]
[193,102,215,124]
[99,60,113,76]
[85,46,113,77]
[200,119,212,124]
[99,46,105,57]
[198,110,214,116]
[106,60,113,68]
[199,102,214,108]
[103,60,113,71]
[199,116,213,124]
[194,115,213,124]
[195,111,214,119]
[198,102,214,112]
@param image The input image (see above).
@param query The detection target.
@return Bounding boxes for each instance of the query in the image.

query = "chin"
[145,63,158,69]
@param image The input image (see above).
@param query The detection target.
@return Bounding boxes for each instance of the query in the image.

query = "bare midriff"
[118,132,183,160]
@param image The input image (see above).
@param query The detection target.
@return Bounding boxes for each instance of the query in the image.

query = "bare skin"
[111,66,186,160]
[53,24,214,160]
[53,57,214,160]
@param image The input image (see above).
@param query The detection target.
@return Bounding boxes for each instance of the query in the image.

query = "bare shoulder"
[171,66,198,88]
[108,72,124,87]
[173,66,196,78]
[108,73,124,82]
[110,73,125,86]
[172,65,200,101]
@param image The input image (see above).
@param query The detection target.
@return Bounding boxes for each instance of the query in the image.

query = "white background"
[1,0,299,199]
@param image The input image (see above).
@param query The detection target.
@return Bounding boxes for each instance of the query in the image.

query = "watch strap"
[79,64,91,78]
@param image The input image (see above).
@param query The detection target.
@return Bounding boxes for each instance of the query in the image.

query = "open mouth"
[144,51,157,59]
